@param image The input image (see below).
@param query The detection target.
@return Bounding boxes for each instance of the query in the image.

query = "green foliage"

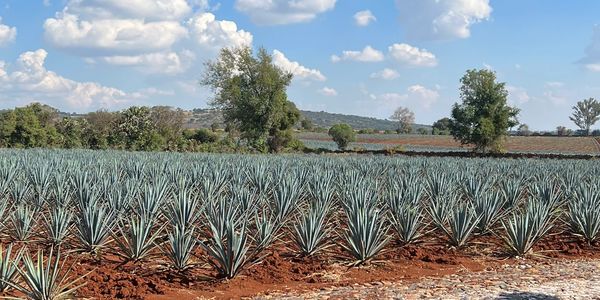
[202,46,300,152]
[188,128,219,144]
[300,118,314,131]
[450,69,520,153]
[570,98,600,135]
[432,117,451,135]
[328,124,356,150]
[116,106,165,151]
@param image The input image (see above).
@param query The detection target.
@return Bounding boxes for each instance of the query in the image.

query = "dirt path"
[254,259,600,300]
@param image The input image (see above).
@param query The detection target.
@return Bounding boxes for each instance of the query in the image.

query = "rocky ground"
[254,258,600,300]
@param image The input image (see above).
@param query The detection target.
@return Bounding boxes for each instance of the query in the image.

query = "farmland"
[0,149,598,299]
[297,132,600,154]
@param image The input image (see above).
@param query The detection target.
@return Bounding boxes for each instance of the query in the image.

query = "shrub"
[190,128,219,144]
[328,124,356,150]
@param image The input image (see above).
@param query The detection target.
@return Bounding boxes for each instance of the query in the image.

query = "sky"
[0,0,599,130]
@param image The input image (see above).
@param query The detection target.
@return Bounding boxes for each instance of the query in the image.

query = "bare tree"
[570,98,600,135]
[390,107,415,134]
[517,124,531,136]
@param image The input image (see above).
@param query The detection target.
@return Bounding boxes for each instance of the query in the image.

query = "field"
[0,149,599,299]
[297,132,600,154]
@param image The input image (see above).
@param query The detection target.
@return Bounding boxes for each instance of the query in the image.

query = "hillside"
[186,109,431,131]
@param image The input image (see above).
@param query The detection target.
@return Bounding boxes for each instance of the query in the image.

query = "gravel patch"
[255,259,600,300]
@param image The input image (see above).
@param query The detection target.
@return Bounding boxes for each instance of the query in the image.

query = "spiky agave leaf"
[388,202,426,245]
[473,191,507,234]
[342,200,390,264]
[114,214,164,262]
[43,206,74,246]
[441,203,481,248]
[293,202,332,256]
[75,204,114,254]
[568,187,600,244]
[7,247,86,300]
[501,199,554,256]
[162,226,197,272]
[0,244,22,292]
[198,220,253,279]
[9,204,37,242]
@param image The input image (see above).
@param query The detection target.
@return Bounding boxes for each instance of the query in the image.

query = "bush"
[328,124,356,150]
[190,128,219,144]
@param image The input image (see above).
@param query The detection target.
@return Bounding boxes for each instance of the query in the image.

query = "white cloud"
[99,50,196,75]
[354,10,375,27]
[331,45,384,63]
[0,18,17,46]
[388,43,437,67]
[187,13,253,52]
[44,13,187,56]
[586,64,600,72]
[378,85,439,109]
[370,68,399,80]
[395,0,492,40]
[235,0,337,25]
[43,0,51,6]
[67,0,192,21]
[507,85,530,105]
[318,87,337,96]
[0,49,144,110]
[272,50,326,81]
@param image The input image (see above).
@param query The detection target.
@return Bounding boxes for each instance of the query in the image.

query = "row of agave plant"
[0,149,599,299]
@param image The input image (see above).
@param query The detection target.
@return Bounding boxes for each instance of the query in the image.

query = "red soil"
[53,231,600,300]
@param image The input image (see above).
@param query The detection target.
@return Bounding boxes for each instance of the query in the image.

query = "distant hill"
[185,109,431,131]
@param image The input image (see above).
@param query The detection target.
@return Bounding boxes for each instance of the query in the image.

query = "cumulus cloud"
[44,13,187,56]
[354,10,375,27]
[331,46,384,63]
[43,1,254,76]
[67,0,192,21]
[187,13,253,51]
[378,85,439,109]
[0,49,146,110]
[0,18,17,46]
[272,50,326,81]
[370,68,399,80]
[318,87,338,96]
[395,0,492,40]
[235,0,337,25]
[388,43,437,67]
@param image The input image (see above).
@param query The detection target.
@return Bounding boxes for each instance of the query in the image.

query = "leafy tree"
[517,124,531,136]
[56,117,87,148]
[432,117,451,135]
[188,128,219,144]
[116,106,164,151]
[417,128,429,135]
[85,110,118,149]
[150,106,185,150]
[569,98,600,135]
[300,118,314,131]
[450,69,520,153]
[202,46,299,152]
[390,107,414,134]
[328,124,356,150]
[556,126,571,136]
[210,122,220,132]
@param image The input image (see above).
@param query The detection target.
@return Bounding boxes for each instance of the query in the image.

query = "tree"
[417,128,429,135]
[328,124,355,150]
[556,126,572,136]
[432,117,451,135]
[569,98,600,135]
[56,117,88,148]
[300,118,314,131]
[202,46,299,152]
[390,107,414,134]
[85,110,118,149]
[517,124,531,136]
[450,69,520,153]
[116,106,164,151]
[150,106,185,150]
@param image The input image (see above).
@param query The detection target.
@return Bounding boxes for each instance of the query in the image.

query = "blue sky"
[0,0,599,130]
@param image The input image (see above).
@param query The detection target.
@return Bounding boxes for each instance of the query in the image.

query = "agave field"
[0,149,598,298]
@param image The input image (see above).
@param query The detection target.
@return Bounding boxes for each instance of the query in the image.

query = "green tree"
[85,110,118,149]
[517,124,531,136]
[56,117,88,148]
[300,118,314,131]
[432,117,451,135]
[328,124,356,150]
[569,98,600,135]
[556,126,571,136]
[116,106,164,151]
[150,106,185,150]
[450,69,520,153]
[201,46,299,152]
